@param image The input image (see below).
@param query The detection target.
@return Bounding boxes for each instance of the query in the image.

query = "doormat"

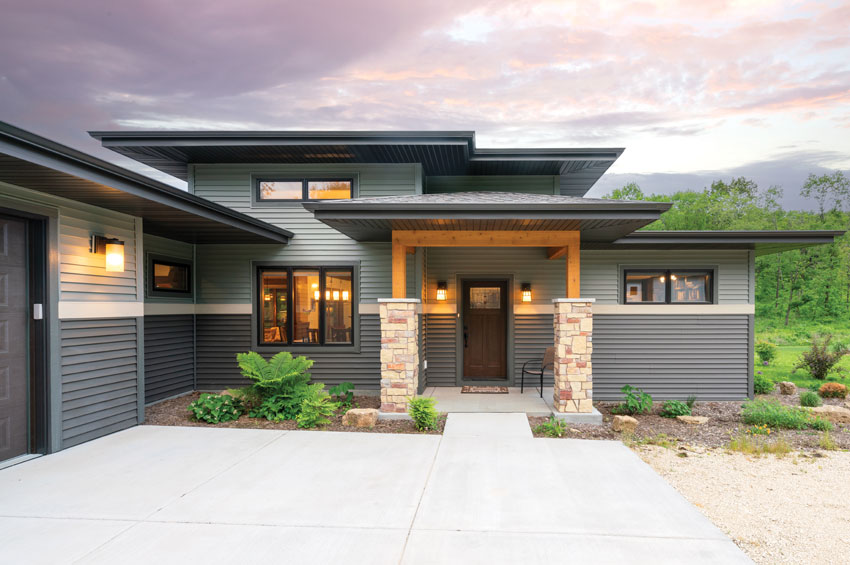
[461,386,509,394]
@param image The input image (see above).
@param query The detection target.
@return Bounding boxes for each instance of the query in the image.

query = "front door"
[462,280,507,379]
[0,216,29,463]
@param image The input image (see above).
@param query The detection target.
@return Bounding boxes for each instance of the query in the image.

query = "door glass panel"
[671,272,710,303]
[324,270,353,343]
[470,287,501,309]
[260,271,288,343]
[624,272,666,303]
[293,270,320,343]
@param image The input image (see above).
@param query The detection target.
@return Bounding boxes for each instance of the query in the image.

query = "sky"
[1,0,849,207]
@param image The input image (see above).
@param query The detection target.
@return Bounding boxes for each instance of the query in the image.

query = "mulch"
[144,391,445,435]
[529,389,850,451]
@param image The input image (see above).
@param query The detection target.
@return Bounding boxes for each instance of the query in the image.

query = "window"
[624,269,713,304]
[150,258,191,294]
[258,266,354,345]
[257,178,352,201]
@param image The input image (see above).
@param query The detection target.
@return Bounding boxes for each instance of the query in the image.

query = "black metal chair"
[521,347,555,398]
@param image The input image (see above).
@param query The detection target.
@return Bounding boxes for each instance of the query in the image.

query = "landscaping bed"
[528,389,850,451]
[145,391,446,435]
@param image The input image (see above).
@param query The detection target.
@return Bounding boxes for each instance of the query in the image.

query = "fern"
[236,351,313,397]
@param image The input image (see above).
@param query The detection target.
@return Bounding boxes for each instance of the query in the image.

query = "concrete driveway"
[0,413,750,564]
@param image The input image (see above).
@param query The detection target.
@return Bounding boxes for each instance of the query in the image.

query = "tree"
[606,182,645,201]
[801,171,850,219]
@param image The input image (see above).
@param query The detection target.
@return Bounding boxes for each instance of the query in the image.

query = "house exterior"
[0,122,843,464]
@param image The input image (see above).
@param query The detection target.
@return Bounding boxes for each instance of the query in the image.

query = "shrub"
[753,373,775,395]
[611,385,653,415]
[755,341,778,365]
[819,431,838,451]
[296,388,338,429]
[223,386,262,409]
[811,417,833,432]
[792,334,849,380]
[236,351,313,398]
[660,399,691,418]
[329,382,355,410]
[686,394,697,409]
[188,393,243,424]
[800,391,822,407]
[408,397,439,431]
[249,383,323,421]
[818,382,848,399]
[533,416,567,438]
[741,399,831,431]
[727,434,790,456]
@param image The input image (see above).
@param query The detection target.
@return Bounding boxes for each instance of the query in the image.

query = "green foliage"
[223,386,262,410]
[249,383,323,421]
[746,424,772,436]
[800,391,822,407]
[727,434,791,456]
[811,417,833,432]
[611,385,653,415]
[818,382,848,398]
[407,396,439,431]
[236,351,313,398]
[660,399,692,418]
[753,373,775,395]
[685,395,697,409]
[793,334,849,380]
[188,393,243,424]
[755,341,778,365]
[329,382,355,410]
[296,388,338,429]
[741,399,831,431]
[819,430,838,451]
[533,416,568,438]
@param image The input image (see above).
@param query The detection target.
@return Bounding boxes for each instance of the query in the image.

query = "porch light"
[436,281,447,301]
[90,235,125,273]
[521,283,532,303]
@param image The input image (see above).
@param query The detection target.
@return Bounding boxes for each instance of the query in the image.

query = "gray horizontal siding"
[61,318,139,447]
[426,175,558,195]
[592,314,751,401]
[144,315,195,403]
[195,314,381,390]
[515,314,554,387]
[424,314,456,386]
[144,234,195,304]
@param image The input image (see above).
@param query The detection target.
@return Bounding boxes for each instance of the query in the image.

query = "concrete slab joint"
[552,298,595,413]
[378,298,421,413]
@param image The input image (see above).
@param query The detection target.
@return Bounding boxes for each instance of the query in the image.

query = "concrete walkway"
[0,415,750,564]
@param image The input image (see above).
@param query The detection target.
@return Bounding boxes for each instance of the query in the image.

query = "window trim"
[253,262,359,352]
[254,177,354,203]
[622,268,715,305]
[146,253,193,298]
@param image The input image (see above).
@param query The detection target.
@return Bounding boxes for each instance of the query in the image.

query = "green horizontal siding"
[425,175,558,194]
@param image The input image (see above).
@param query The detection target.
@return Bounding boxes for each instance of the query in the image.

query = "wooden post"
[392,241,407,298]
[566,242,580,298]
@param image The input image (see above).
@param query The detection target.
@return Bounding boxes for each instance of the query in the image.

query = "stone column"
[552,298,595,413]
[378,298,420,413]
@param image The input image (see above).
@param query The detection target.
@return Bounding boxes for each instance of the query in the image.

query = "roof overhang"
[302,192,671,242]
[587,230,846,255]
[89,130,624,196]
[0,122,292,244]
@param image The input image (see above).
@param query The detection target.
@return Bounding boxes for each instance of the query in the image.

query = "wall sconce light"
[521,283,532,303]
[436,281,447,301]
[90,235,125,272]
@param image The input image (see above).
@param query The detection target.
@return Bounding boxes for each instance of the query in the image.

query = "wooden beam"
[393,230,580,248]
[405,246,416,255]
[392,241,407,298]
[547,246,567,260]
[566,242,581,298]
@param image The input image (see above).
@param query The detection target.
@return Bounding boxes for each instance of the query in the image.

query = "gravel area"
[638,446,850,565]
[144,391,445,434]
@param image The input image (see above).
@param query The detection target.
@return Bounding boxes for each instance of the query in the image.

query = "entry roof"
[0,122,292,244]
[302,191,672,242]
[89,130,623,196]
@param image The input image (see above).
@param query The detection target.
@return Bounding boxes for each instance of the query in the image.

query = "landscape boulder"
[810,405,850,425]
[778,381,797,395]
[342,408,379,428]
[676,415,709,425]
[611,415,638,434]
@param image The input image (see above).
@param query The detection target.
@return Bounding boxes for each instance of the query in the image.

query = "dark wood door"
[0,216,29,462]
[462,280,507,379]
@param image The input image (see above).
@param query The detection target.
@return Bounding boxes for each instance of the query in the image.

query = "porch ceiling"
[303,192,671,242]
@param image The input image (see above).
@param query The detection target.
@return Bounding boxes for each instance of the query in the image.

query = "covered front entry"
[461,279,508,380]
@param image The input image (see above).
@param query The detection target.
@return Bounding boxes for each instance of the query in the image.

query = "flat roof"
[590,230,846,255]
[0,122,292,244]
[89,130,623,196]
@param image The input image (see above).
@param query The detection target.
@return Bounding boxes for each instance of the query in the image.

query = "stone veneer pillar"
[378,298,420,413]
[553,298,595,413]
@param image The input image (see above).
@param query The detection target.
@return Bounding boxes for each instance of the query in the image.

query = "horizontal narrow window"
[624,269,713,304]
[258,266,354,346]
[151,259,191,294]
[257,178,352,201]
